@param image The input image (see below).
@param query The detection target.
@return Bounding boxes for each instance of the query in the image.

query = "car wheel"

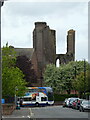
[82,108,84,112]
[79,107,83,112]
[80,107,84,112]
[79,108,81,112]
[76,106,78,110]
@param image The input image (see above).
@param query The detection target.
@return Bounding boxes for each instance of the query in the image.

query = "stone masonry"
[15,22,75,86]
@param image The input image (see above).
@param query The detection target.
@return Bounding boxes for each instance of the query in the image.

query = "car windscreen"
[82,101,90,105]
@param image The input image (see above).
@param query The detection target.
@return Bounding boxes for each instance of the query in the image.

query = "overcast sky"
[1,1,88,61]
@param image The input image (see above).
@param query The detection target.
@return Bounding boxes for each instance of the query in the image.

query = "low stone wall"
[2,104,16,115]
[54,101,63,105]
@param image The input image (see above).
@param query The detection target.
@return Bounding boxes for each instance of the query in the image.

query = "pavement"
[2,108,30,118]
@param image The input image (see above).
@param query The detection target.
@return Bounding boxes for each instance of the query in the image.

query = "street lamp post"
[0,2,2,119]
[73,65,77,94]
[84,59,86,99]
[15,86,18,108]
[0,1,4,120]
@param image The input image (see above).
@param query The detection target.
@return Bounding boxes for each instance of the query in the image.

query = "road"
[2,106,90,120]
[30,106,89,119]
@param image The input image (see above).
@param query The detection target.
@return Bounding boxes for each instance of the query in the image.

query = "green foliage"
[43,64,61,92]
[43,60,89,94]
[2,43,27,98]
[2,43,16,68]
[54,94,78,101]
[73,72,88,97]
[2,67,27,97]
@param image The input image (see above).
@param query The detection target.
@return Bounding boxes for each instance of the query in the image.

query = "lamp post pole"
[84,59,86,99]
[0,2,2,119]
[15,86,18,108]
[74,65,76,94]
[74,65,76,78]
[0,1,4,120]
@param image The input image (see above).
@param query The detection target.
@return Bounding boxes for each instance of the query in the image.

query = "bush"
[54,94,78,101]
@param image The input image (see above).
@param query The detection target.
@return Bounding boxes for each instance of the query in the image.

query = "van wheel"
[35,103,39,107]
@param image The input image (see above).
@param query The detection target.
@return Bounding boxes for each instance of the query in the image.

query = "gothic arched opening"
[55,57,61,67]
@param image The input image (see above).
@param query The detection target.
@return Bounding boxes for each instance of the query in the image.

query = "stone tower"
[56,29,75,64]
[67,29,75,61]
[33,22,56,72]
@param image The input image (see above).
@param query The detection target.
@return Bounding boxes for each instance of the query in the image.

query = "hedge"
[54,94,78,101]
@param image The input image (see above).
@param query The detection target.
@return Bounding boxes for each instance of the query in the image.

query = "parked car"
[67,97,79,108]
[72,99,77,109]
[75,99,84,110]
[63,97,79,108]
[72,98,83,109]
[79,100,90,112]
[63,98,68,107]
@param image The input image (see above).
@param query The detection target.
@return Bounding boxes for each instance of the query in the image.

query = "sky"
[1,0,88,61]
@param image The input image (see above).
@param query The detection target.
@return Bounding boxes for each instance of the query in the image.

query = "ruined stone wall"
[56,53,74,65]
[67,29,75,60]
[31,51,39,85]
[33,22,46,61]
[43,27,56,66]
[33,22,56,72]
[15,22,75,86]
[56,29,75,65]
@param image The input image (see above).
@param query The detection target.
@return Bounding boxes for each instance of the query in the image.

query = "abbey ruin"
[15,22,75,86]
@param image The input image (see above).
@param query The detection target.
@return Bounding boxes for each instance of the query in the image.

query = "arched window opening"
[56,59,60,67]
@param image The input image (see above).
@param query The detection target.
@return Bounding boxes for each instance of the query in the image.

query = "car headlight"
[83,105,88,108]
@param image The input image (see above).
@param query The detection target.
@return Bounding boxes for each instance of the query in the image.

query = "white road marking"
[29,108,34,116]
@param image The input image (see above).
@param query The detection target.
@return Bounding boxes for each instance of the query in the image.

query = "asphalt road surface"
[2,106,90,120]
[30,106,89,119]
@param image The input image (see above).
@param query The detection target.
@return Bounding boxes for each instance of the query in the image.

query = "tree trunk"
[67,89,71,94]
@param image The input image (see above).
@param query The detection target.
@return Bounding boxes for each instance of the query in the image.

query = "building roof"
[15,48,34,60]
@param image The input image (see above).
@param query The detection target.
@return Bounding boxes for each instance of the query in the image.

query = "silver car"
[79,100,90,112]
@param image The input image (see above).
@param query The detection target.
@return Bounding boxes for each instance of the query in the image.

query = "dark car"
[79,100,90,112]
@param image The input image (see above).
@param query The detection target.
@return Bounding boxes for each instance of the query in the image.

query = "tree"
[58,60,89,94]
[44,64,64,93]
[2,44,16,68]
[16,55,37,86]
[43,60,89,94]
[58,64,74,94]
[2,67,27,97]
[73,72,88,98]
[2,44,27,98]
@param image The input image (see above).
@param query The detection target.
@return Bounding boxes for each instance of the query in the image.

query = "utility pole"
[84,59,86,99]
[0,2,2,119]
[74,65,76,94]
[74,65,76,78]
[0,1,4,119]
[0,1,2,119]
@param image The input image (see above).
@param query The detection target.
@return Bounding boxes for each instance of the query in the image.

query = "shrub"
[54,94,78,101]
